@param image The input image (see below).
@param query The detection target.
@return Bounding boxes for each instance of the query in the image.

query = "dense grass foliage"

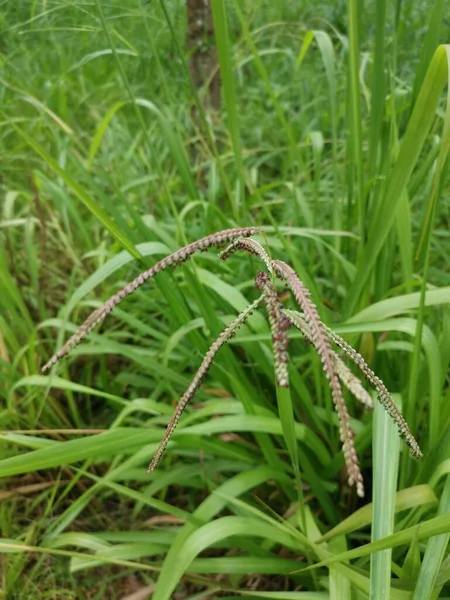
[0,1,449,598]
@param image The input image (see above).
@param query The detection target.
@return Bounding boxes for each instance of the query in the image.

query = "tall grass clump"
[0,1,449,598]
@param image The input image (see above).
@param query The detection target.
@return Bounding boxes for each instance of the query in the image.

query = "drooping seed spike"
[283,307,422,460]
[332,356,373,410]
[219,238,273,273]
[255,271,290,387]
[147,295,264,473]
[272,260,364,496]
[42,227,261,373]
[323,324,422,459]
[284,309,373,410]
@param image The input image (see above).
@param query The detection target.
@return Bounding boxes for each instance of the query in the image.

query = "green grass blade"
[0,540,159,573]
[154,516,304,600]
[347,287,450,322]
[395,191,413,287]
[370,396,401,599]
[329,536,351,600]
[211,0,244,219]
[320,485,437,543]
[0,247,34,332]
[0,413,328,477]
[367,0,386,178]
[404,46,450,475]
[275,385,308,527]
[411,0,446,105]
[235,592,328,599]
[153,467,295,600]
[346,0,365,247]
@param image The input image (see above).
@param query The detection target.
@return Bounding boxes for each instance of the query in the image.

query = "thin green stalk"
[210,0,245,220]
[367,0,386,180]
[347,0,365,250]
[140,2,172,105]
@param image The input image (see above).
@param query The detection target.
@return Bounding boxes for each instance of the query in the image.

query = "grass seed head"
[42,229,421,497]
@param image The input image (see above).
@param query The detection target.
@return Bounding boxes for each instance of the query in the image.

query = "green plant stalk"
[347,0,365,250]
[210,0,246,220]
[367,0,386,179]
[275,385,305,531]
[139,2,172,105]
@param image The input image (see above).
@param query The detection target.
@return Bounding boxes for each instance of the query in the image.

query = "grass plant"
[0,1,449,598]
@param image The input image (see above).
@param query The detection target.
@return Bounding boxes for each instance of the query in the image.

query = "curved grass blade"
[153,467,295,600]
[319,484,437,543]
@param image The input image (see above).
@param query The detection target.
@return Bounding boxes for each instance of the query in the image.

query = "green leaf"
[211,0,244,219]
[347,287,450,323]
[154,516,303,600]
[370,397,401,599]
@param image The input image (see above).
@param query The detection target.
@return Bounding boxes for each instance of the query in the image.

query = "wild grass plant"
[40,228,422,496]
[0,1,449,599]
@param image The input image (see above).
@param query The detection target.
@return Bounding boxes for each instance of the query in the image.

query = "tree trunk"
[186,0,221,110]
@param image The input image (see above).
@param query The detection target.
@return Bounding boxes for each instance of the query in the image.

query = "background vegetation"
[0,1,449,598]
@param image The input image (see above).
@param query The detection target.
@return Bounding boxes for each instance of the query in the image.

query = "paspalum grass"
[42,227,422,497]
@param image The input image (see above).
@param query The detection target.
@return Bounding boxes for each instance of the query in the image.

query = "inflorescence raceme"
[42,228,422,498]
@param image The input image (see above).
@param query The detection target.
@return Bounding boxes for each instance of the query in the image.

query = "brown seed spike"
[323,324,422,459]
[255,272,290,388]
[41,227,261,373]
[147,295,263,473]
[39,227,421,497]
[219,238,273,273]
[284,309,373,410]
[272,260,364,497]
